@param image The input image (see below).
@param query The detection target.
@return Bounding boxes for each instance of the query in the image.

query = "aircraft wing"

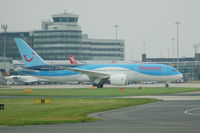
[15,76,37,83]
[66,67,109,79]
[15,68,39,73]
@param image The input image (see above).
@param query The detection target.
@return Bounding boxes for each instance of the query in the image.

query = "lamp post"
[1,24,7,57]
[175,21,180,69]
[172,38,175,63]
[143,43,146,54]
[167,48,170,58]
[114,24,119,60]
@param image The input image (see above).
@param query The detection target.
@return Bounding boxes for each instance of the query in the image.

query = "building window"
[53,17,60,22]
[68,17,75,22]
[61,17,68,22]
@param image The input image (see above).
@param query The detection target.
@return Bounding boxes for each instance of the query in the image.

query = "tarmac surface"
[1,83,200,133]
[1,82,200,89]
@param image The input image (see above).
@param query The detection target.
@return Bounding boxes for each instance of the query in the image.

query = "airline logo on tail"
[23,53,35,62]
[14,38,47,67]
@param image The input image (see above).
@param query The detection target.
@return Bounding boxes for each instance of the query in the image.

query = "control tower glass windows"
[68,17,77,22]
[53,17,60,22]
[53,17,78,22]
[61,17,67,22]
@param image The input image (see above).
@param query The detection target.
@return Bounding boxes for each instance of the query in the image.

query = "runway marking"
[184,106,200,116]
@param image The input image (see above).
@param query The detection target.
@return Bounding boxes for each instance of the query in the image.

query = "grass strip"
[0,98,159,126]
[0,87,200,96]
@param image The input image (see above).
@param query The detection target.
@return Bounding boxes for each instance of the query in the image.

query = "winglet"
[14,38,47,67]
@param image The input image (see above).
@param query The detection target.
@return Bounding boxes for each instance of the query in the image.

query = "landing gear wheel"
[97,84,103,88]
[165,83,169,88]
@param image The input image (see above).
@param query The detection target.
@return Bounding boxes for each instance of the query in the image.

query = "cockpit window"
[173,69,178,72]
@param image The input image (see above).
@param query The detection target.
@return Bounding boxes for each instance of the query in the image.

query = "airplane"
[4,75,39,85]
[14,38,183,88]
[68,54,78,64]
[0,70,40,85]
[0,69,49,85]
[67,54,86,65]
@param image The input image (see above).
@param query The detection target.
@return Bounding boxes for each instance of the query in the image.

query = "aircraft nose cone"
[179,73,183,80]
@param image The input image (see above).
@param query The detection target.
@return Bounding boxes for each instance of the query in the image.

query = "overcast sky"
[1,0,200,61]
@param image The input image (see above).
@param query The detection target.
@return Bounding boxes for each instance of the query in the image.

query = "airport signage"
[0,104,4,110]
[35,99,51,104]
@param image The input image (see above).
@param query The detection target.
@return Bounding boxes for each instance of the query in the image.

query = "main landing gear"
[92,79,107,88]
[93,83,104,88]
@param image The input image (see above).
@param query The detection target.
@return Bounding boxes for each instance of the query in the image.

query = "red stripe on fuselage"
[139,66,161,70]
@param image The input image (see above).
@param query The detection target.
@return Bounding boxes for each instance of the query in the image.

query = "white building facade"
[33,12,125,61]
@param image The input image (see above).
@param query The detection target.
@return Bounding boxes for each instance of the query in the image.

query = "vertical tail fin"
[14,38,47,67]
[68,54,78,64]
[0,69,8,77]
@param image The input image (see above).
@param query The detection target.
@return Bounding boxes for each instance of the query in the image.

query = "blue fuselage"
[18,64,183,82]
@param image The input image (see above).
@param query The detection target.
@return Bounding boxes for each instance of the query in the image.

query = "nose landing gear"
[165,83,169,88]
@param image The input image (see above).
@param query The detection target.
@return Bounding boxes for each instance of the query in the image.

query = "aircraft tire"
[165,83,169,88]
[97,84,103,88]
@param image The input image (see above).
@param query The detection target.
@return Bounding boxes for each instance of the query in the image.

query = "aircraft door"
[161,67,167,75]
[48,66,55,79]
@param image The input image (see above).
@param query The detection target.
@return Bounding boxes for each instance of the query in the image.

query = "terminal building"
[0,56,13,73]
[0,32,33,60]
[142,53,200,81]
[0,12,124,61]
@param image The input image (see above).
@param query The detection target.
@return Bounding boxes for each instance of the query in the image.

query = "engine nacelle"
[110,74,128,86]
[78,74,90,82]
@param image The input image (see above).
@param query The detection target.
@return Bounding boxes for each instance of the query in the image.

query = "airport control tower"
[41,11,81,31]
[33,11,124,61]
[0,11,124,61]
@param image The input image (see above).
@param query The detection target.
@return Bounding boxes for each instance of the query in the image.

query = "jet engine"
[110,74,128,86]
